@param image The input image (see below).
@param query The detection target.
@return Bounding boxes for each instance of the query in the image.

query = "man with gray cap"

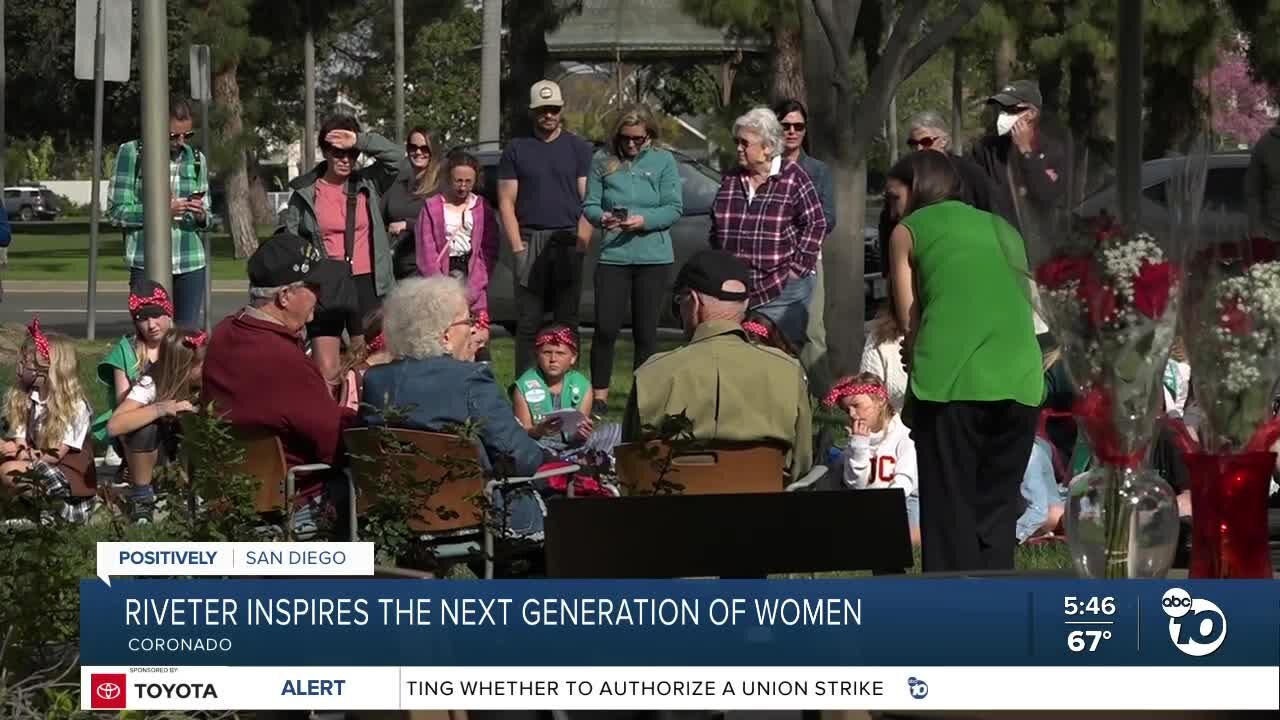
[497,79,595,375]
[969,79,1068,255]
[622,249,813,480]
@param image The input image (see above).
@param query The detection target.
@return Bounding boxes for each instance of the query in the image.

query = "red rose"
[1133,261,1174,319]
[1077,269,1117,327]
[1035,256,1090,290]
[1220,297,1253,336]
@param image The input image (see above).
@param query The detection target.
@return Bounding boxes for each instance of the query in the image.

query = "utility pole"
[479,0,501,151]
[1,0,7,192]
[86,0,107,339]
[140,0,171,290]
[393,0,405,140]
[303,2,316,176]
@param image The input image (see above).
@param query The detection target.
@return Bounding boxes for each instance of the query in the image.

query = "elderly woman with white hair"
[359,276,547,476]
[710,106,827,352]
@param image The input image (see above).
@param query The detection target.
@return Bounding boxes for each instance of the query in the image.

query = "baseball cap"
[675,249,750,301]
[247,233,351,309]
[988,79,1043,110]
[529,80,564,109]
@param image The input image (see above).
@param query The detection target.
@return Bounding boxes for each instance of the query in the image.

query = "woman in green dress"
[885,150,1044,573]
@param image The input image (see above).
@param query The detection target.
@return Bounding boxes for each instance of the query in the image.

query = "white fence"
[40,180,109,206]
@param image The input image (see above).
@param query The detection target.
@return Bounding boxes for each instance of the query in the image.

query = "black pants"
[307,272,381,339]
[515,237,584,375]
[911,398,1039,573]
[591,262,670,391]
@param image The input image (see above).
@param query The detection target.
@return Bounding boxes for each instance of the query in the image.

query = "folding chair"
[344,427,577,579]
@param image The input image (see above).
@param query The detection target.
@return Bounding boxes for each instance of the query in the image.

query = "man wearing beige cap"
[497,79,595,375]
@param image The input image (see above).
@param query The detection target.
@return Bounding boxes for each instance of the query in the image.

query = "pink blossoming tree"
[1199,43,1277,147]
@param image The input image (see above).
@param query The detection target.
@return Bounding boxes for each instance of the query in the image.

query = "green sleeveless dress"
[515,367,591,422]
[899,200,1043,408]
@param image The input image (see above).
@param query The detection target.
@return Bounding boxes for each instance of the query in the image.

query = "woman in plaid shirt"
[710,107,827,352]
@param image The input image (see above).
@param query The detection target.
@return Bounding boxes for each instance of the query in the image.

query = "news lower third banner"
[79,576,1279,711]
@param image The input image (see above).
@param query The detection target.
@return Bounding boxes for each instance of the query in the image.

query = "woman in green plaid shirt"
[107,97,213,328]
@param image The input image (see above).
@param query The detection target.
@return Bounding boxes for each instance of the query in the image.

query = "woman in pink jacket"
[415,149,500,358]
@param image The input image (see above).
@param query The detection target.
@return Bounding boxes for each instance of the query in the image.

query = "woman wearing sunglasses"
[581,106,683,416]
[278,113,402,390]
[383,127,441,279]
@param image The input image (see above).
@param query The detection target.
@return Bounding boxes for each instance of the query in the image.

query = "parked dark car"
[3,184,61,221]
[461,145,884,331]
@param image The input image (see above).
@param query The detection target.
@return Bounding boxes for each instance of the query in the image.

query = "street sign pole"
[394,0,405,140]
[191,44,212,335]
[86,0,105,340]
[140,0,170,294]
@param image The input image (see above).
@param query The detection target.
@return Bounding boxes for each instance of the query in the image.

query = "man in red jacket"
[201,232,353,537]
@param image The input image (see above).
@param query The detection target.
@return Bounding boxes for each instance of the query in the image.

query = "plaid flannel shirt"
[709,159,827,306]
[107,140,211,274]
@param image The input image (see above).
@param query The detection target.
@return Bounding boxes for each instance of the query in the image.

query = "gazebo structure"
[545,0,766,107]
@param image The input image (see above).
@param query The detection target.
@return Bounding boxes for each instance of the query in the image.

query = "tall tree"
[683,0,808,103]
[1224,0,1280,89]
[1142,0,1225,158]
[503,0,583,138]
[803,0,982,375]
[1199,42,1275,148]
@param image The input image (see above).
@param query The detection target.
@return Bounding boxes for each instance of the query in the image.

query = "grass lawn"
[4,220,264,282]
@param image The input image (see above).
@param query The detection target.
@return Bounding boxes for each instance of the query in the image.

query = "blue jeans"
[129,266,206,328]
[751,273,815,350]
[1016,437,1063,542]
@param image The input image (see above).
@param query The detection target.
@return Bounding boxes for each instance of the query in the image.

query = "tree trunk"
[994,32,1015,89]
[1068,51,1099,207]
[212,64,258,259]
[887,95,899,163]
[951,46,964,154]
[248,159,272,226]
[772,23,807,104]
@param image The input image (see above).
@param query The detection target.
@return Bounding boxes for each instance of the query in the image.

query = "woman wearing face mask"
[278,114,402,389]
[415,150,499,360]
[885,150,1043,573]
[384,127,440,279]
[581,107,683,416]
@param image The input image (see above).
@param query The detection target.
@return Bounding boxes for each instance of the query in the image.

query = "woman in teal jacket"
[581,107,683,414]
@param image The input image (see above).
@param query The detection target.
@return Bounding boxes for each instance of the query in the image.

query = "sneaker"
[591,398,610,419]
[102,445,123,467]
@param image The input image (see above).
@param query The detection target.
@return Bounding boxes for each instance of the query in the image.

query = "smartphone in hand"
[611,207,629,221]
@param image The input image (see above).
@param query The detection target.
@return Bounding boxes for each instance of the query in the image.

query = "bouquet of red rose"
[1034,218,1184,578]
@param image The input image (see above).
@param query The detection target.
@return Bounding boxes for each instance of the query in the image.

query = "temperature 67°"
[1068,629,1112,652]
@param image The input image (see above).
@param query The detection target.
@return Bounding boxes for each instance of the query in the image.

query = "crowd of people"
[6,76,1257,574]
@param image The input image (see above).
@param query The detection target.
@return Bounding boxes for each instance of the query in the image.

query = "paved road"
[1,282,247,337]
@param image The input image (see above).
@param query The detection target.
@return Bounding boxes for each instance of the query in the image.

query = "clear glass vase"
[1066,464,1180,578]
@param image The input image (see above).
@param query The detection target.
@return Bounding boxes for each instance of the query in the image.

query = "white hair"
[248,280,306,304]
[733,107,784,160]
[383,276,469,359]
[908,110,950,136]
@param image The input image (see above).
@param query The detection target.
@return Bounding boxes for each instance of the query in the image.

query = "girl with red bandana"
[106,328,207,522]
[826,371,920,544]
[513,323,595,451]
[336,308,393,412]
[2,319,97,523]
[93,280,175,452]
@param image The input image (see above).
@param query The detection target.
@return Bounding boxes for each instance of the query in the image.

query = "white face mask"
[996,111,1022,137]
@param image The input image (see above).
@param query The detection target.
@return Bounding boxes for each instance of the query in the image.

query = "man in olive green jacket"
[622,250,814,480]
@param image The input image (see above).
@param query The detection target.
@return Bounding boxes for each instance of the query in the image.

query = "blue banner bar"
[80,579,1279,667]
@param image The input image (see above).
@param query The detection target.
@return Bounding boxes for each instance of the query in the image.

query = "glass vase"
[1185,452,1276,579]
[1066,464,1179,578]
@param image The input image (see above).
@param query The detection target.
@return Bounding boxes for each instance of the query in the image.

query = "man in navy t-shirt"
[497,79,594,375]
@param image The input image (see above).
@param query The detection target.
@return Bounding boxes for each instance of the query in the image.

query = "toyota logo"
[95,682,121,700]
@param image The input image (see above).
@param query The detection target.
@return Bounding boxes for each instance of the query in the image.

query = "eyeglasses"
[907,136,937,150]
[170,131,196,141]
[781,122,806,132]
[448,316,476,330]
[733,137,756,148]
[406,143,431,156]
[618,134,647,146]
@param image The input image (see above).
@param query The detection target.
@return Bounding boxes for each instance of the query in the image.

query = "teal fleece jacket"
[582,146,683,265]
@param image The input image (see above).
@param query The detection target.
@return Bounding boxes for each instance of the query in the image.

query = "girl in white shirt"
[825,371,920,544]
[107,328,207,521]
[1,319,97,522]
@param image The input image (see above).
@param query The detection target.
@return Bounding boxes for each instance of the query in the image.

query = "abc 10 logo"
[1161,588,1227,657]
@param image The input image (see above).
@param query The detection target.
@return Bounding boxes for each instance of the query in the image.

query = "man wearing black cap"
[201,233,354,536]
[621,249,813,479]
[969,79,1068,257]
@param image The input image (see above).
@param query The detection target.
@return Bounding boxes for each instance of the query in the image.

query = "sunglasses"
[618,134,647,146]
[170,131,196,141]
[907,136,937,149]
[781,122,806,132]
[406,143,431,155]
[534,106,562,116]
[323,146,360,161]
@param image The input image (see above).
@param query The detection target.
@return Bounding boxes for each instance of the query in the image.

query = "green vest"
[516,368,590,422]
